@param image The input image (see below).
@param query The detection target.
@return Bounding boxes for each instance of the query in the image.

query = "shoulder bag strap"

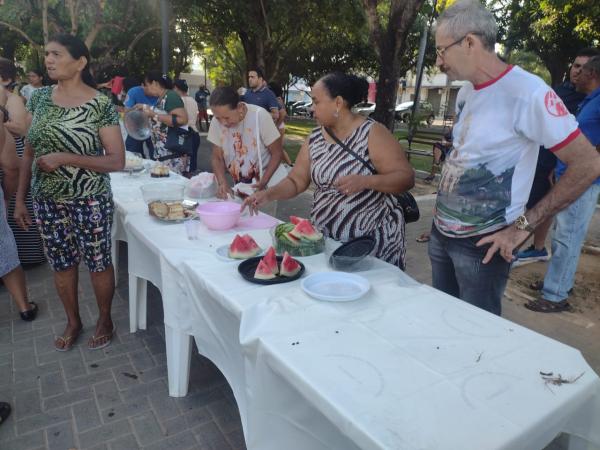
[324,126,376,175]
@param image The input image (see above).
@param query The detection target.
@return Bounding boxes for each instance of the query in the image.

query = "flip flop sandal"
[54,328,83,352]
[524,298,573,313]
[416,234,430,243]
[88,327,115,351]
[20,301,38,322]
[0,402,11,424]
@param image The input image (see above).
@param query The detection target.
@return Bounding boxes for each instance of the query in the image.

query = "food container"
[186,173,217,199]
[270,225,325,257]
[140,182,185,204]
[328,236,375,272]
[196,201,241,230]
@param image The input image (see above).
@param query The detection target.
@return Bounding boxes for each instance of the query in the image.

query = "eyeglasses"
[436,33,479,59]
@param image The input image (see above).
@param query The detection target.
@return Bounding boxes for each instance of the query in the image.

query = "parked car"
[395,101,435,126]
[293,100,313,118]
[352,102,376,117]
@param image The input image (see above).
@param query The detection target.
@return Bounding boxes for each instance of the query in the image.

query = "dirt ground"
[507,251,600,320]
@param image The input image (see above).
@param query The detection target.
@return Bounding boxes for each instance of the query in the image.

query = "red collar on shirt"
[474,65,514,90]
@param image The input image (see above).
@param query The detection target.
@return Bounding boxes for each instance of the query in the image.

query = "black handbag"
[164,117,195,156]
[324,127,420,223]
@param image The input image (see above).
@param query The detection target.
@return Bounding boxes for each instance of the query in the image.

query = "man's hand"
[334,174,369,196]
[36,153,67,172]
[476,226,530,264]
[216,182,233,200]
[13,200,32,231]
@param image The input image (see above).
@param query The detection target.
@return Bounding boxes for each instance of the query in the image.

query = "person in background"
[514,47,600,266]
[0,58,45,265]
[123,78,158,158]
[19,69,44,104]
[0,83,38,322]
[14,34,125,351]
[138,71,189,174]
[173,79,200,174]
[195,84,210,131]
[241,68,279,122]
[243,72,415,270]
[267,81,293,166]
[525,55,600,312]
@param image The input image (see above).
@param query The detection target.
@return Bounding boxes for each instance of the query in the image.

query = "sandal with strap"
[88,327,115,351]
[416,233,431,243]
[54,328,83,352]
[529,280,573,295]
[20,302,38,322]
[524,298,573,313]
[0,402,11,424]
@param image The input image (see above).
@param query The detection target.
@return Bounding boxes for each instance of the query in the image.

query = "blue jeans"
[542,183,600,302]
[428,224,511,315]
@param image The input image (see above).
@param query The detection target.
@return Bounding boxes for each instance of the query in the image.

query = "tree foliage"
[502,0,600,86]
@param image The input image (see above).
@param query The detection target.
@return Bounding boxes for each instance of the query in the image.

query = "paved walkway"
[2,136,598,449]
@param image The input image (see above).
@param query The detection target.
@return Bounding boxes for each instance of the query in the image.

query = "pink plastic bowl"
[196,201,241,230]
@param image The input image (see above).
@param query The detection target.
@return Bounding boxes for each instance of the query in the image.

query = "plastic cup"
[184,220,198,240]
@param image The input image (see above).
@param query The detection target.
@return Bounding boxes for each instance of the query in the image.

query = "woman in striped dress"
[0,58,45,264]
[244,72,414,269]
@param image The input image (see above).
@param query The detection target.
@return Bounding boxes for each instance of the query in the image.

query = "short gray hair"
[583,56,600,79]
[435,0,498,51]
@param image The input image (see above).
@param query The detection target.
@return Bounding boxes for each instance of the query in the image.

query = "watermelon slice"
[263,246,279,275]
[289,216,305,225]
[228,234,261,259]
[254,259,276,280]
[289,219,323,241]
[280,252,301,277]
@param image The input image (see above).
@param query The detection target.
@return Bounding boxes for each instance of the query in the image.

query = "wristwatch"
[514,215,535,233]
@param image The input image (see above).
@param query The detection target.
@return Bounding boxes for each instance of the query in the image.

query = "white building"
[399,70,467,118]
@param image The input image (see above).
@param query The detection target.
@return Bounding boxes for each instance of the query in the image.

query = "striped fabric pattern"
[5,137,45,264]
[309,120,406,269]
[26,86,118,200]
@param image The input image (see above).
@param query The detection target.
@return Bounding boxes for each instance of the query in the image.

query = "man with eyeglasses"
[427,0,600,315]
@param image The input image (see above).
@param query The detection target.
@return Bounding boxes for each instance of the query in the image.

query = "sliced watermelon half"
[228,234,261,259]
[289,219,323,241]
[262,246,279,275]
[280,251,301,277]
[289,215,305,225]
[254,259,276,280]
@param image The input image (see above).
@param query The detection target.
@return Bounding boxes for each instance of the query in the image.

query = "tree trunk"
[373,57,400,130]
[42,0,49,44]
[363,0,425,130]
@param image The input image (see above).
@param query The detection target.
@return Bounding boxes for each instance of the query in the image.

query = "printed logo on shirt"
[544,91,569,117]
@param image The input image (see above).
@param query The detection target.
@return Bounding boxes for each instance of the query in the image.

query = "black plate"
[329,236,376,270]
[238,255,305,285]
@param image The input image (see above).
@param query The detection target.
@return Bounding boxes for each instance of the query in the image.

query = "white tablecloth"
[110,171,600,450]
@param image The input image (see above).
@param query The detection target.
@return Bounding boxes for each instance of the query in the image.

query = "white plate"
[215,244,263,262]
[301,272,370,302]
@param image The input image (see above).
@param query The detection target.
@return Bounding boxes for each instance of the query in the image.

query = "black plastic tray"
[238,255,305,285]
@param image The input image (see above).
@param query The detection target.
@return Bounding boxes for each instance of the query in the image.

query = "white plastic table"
[110,172,600,450]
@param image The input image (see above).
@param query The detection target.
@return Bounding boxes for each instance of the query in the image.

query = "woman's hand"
[241,189,270,216]
[36,153,67,172]
[13,200,32,231]
[334,174,369,196]
[216,182,233,200]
